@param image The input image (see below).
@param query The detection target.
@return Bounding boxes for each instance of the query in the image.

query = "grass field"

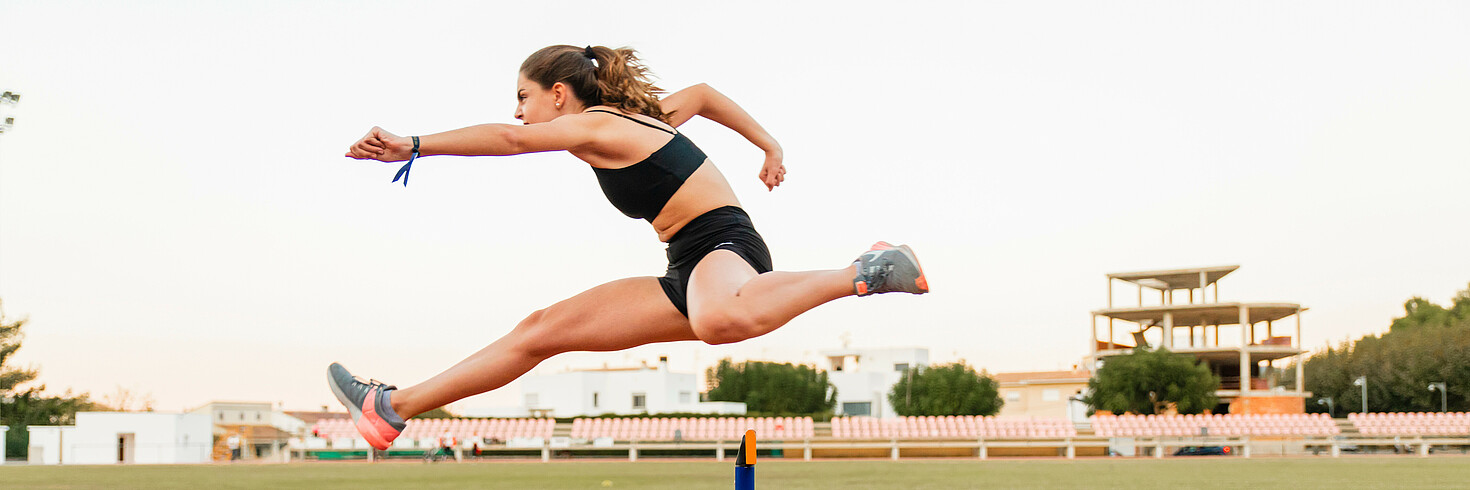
[4,456,1470,489]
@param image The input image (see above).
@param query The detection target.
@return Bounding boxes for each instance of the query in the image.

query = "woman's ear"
[551,82,569,108]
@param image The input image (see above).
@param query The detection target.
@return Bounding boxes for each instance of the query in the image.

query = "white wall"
[26,413,212,465]
[822,347,930,417]
[189,402,274,429]
[269,412,306,435]
[519,368,742,417]
[25,426,76,465]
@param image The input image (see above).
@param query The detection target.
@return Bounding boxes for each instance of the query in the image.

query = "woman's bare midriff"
[651,159,741,242]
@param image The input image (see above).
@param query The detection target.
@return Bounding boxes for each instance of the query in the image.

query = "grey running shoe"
[853,241,929,296]
[327,362,405,450]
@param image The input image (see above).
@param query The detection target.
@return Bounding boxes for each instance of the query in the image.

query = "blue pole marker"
[734,429,755,490]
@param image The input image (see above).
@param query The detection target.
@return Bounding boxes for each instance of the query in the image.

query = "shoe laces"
[859,254,892,289]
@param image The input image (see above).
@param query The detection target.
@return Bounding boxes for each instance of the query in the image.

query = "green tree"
[1296,283,1470,413]
[1082,346,1219,415]
[1,300,103,459]
[705,359,836,415]
[887,362,1002,416]
[0,300,38,397]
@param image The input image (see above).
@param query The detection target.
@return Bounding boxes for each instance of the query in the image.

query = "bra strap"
[585,109,676,135]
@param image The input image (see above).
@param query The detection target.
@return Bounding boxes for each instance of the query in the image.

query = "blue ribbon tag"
[392,151,419,187]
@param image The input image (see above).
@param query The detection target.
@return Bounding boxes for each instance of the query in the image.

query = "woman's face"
[514,74,558,124]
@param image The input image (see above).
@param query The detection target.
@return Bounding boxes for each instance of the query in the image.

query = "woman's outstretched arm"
[344,117,595,162]
[662,84,786,190]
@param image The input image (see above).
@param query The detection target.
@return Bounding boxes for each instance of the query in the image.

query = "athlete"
[331,45,927,450]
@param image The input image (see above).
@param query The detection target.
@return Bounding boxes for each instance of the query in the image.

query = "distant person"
[226,433,241,461]
[439,429,457,461]
[330,44,929,450]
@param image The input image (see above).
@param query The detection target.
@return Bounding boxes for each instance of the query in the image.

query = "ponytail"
[520,45,670,122]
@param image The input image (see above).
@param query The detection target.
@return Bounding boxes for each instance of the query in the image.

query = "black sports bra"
[586,109,708,222]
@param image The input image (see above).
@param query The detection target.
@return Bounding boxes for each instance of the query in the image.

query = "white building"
[821,347,929,417]
[188,401,305,461]
[26,412,212,465]
[479,359,744,418]
[188,401,305,435]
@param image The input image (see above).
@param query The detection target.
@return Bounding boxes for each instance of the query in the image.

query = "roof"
[285,411,347,426]
[1093,302,1304,327]
[992,370,1091,385]
[220,425,294,440]
[189,401,274,412]
[1107,265,1239,290]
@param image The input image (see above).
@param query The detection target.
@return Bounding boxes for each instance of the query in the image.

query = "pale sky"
[1,1,1467,414]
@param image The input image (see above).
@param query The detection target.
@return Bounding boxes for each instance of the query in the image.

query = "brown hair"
[519,45,670,122]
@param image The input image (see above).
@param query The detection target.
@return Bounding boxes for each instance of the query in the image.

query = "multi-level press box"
[1088,265,1309,414]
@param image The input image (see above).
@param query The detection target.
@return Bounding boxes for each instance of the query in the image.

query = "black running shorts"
[658,206,773,317]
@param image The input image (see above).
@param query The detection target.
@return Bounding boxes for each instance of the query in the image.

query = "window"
[218,413,223,421]
[1005,391,1021,402]
[842,402,871,416]
[238,413,244,421]
[680,391,691,404]
[1042,389,1060,402]
[894,363,909,372]
[592,392,599,408]
[256,413,262,421]
[632,393,647,410]
[525,393,539,408]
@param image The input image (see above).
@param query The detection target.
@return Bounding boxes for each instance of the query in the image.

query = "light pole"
[1352,376,1368,413]
[1428,383,1447,413]
[1317,397,1335,418]
[0,91,19,135]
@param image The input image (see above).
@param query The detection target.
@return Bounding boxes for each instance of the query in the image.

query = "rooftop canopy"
[1107,265,1239,291]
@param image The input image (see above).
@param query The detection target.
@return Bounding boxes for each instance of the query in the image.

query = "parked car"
[1173,446,1231,456]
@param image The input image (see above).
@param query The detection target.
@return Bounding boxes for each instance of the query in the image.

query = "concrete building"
[993,370,1091,422]
[26,412,212,465]
[485,358,745,418]
[1087,265,1309,414]
[821,347,929,417]
[188,401,305,461]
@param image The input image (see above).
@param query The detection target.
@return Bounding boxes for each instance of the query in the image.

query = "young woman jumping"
[332,45,928,450]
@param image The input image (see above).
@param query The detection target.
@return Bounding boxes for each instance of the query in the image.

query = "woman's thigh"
[531,276,699,353]
[684,250,759,320]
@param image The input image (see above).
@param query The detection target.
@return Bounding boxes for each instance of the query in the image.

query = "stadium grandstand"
[1092,413,1339,437]
[830,416,1077,439]
[570,416,813,441]
[1349,412,1470,436]
[288,412,1469,462]
[312,418,554,449]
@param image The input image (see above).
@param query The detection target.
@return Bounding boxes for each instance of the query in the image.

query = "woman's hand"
[759,149,786,191]
[344,126,414,162]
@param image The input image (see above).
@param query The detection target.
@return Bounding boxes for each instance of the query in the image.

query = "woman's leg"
[684,250,859,345]
[388,276,695,419]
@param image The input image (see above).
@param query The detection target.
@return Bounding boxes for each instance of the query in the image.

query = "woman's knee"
[511,309,565,358]
[690,307,764,345]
